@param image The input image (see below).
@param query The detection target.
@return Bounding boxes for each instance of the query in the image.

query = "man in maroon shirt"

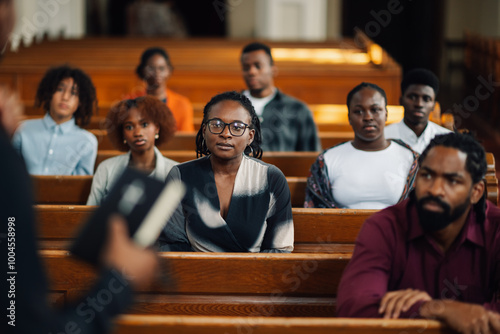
[337,132,500,333]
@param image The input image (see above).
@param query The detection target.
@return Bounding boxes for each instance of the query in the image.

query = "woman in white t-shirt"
[304,82,419,209]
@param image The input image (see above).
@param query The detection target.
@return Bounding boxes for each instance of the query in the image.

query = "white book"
[70,168,185,266]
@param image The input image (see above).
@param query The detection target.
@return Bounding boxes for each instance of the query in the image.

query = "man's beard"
[416,195,471,233]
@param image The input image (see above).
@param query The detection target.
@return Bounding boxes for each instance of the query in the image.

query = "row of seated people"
[6,88,500,332]
[5,129,500,332]
[1,7,496,334]
[6,45,497,333]
[28,130,500,333]
[14,73,447,248]
[11,43,450,172]
[17,83,500,327]
[12,42,322,157]
[25,131,500,332]
[13,66,451,209]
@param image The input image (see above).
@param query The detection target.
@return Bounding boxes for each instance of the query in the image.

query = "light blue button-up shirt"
[12,114,97,175]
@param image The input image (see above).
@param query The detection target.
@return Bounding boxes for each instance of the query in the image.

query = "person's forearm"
[419,299,448,319]
[420,299,473,321]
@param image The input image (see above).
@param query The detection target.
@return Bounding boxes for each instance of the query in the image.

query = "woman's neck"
[351,136,390,151]
[129,148,157,173]
[209,154,243,176]
[146,84,167,100]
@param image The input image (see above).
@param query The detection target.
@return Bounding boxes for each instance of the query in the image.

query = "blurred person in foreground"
[0,2,158,332]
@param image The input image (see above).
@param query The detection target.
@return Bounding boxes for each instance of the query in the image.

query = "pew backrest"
[112,314,451,334]
[32,152,499,205]
[91,131,354,151]
[42,250,349,317]
[32,175,310,207]
[35,205,371,253]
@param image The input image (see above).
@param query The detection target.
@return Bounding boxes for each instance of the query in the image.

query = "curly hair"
[196,91,263,159]
[105,96,177,152]
[419,132,487,223]
[401,68,439,96]
[34,65,97,127]
[135,47,173,80]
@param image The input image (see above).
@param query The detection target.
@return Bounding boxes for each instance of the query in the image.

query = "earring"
[123,139,127,144]
[155,133,159,139]
[246,145,254,156]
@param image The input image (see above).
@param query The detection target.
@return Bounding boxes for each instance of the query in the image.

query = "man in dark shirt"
[240,42,321,152]
[337,132,500,333]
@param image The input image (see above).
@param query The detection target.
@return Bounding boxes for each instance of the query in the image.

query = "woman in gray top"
[87,96,177,205]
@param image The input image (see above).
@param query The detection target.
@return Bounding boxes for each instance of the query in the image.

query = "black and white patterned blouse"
[159,155,294,253]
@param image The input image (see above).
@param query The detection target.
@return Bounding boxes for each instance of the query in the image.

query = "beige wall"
[11,0,85,50]
[227,0,341,39]
[326,0,342,39]
[228,0,500,40]
[227,0,257,38]
[445,0,500,39]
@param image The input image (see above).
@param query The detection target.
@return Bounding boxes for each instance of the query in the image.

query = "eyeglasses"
[144,65,168,73]
[206,118,250,137]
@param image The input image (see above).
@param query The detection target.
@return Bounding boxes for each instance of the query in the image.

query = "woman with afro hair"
[12,65,98,175]
[87,96,178,205]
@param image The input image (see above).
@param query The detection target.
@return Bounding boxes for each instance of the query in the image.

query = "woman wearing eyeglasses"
[158,91,294,253]
[86,96,178,205]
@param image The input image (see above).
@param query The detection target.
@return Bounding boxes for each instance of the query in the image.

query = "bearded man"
[337,132,500,334]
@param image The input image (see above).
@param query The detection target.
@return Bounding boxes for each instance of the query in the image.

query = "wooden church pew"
[35,205,370,253]
[95,151,319,177]
[24,102,451,133]
[31,152,499,206]
[0,37,402,106]
[111,315,452,334]
[91,130,198,151]
[90,130,354,151]
[42,250,348,317]
[31,175,308,207]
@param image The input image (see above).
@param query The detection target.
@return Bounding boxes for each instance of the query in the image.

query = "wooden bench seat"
[95,151,319,177]
[32,175,309,207]
[39,250,457,328]
[31,173,500,208]
[1,61,401,108]
[92,130,198,151]
[1,37,402,106]
[90,130,355,151]
[42,250,348,317]
[111,315,451,334]
[35,205,369,253]
[24,103,450,132]
[31,152,499,206]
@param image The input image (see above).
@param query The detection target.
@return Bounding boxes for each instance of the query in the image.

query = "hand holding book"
[101,215,159,290]
[71,168,186,267]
